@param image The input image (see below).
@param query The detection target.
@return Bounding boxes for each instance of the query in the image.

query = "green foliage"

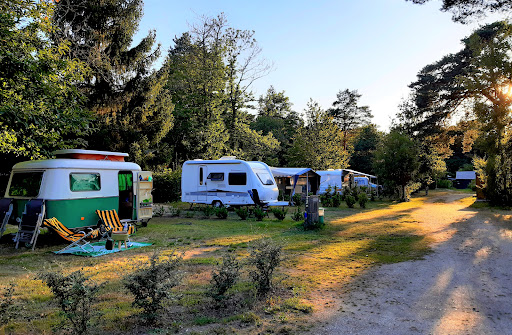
[328,89,373,152]
[0,283,16,326]
[291,207,304,222]
[152,169,182,203]
[38,270,100,335]
[253,207,266,221]
[235,207,249,220]
[358,192,369,208]
[374,131,419,202]
[201,206,216,218]
[319,186,343,207]
[349,124,381,175]
[292,193,303,206]
[52,0,174,169]
[287,99,350,170]
[0,0,92,161]
[209,253,241,302]
[271,208,288,221]
[123,252,182,324]
[408,0,512,23]
[247,239,283,296]
[215,207,229,219]
[345,195,356,208]
[437,179,453,188]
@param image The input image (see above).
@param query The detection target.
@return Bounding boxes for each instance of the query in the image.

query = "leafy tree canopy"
[0,0,92,160]
[408,0,512,23]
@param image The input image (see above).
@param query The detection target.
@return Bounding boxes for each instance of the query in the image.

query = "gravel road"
[313,192,512,335]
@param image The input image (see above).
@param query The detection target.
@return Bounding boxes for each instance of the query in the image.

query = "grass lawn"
[0,196,438,334]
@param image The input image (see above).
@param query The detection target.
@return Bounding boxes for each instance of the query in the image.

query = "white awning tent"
[270,167,320,197]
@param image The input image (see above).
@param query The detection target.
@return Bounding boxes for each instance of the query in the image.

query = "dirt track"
[313,191,512,335]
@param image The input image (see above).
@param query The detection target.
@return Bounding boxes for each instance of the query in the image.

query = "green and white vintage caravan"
[3,149,153,229]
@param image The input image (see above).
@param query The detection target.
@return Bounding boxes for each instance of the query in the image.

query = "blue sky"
[134,0,508,131]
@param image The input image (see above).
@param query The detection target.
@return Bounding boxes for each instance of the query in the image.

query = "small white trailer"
[181,157,284,207]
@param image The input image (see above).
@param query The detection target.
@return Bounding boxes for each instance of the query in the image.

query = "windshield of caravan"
[8,172,43,197]
[255,171,274,185]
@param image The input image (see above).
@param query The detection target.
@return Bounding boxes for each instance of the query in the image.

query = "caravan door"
[198,165,208,202]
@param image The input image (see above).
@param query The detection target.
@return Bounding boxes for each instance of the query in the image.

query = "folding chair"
[43,218,99,254]
[95,209,135,235]
[15,199,45,250]
[0,198,13,240]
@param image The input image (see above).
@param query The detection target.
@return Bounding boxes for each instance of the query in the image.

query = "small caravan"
[181,157,282,207]
[3,149,153,229]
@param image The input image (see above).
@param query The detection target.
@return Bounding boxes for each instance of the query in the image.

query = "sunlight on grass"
[1,191,473,334]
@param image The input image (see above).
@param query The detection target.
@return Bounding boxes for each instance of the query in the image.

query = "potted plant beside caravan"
[181,157,283,207]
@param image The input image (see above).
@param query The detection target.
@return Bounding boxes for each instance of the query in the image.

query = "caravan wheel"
[212,200,223,208]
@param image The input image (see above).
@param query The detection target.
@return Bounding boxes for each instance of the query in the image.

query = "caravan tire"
[212,201,223,208]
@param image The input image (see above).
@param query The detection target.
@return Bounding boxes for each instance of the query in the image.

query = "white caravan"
[181,157,281,207]
[316,170,345,194]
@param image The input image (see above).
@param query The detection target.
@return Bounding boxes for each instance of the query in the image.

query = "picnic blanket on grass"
[55,241,152,257]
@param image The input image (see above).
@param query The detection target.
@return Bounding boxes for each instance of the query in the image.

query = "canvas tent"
[270,167,320,198]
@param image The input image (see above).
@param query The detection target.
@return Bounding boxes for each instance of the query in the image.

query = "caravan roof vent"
[220,156,237,160]
[53,149,128,162]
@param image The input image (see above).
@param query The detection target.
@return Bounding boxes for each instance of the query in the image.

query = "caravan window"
[8,172,43,197]
[256,172,274,185]
[228,173,246,185]
[207,173,224,181]
[70,173,101,192]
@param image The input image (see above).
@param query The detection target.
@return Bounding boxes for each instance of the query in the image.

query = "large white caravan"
[181,157,282,207]
[316,170,345,194]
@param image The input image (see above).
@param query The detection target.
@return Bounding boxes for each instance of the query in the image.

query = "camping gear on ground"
[43,217,99,254]
[96,209,135,235]
[3,150,152,238]
[111,231,129,249]
[14,199,45,250]
[54,241,152,257]
[181,156,287,208]
[105,238,114,250]
[0,198,13,239]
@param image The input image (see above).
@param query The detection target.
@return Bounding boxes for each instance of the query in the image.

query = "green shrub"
[38,270,100,335]
[185,211,195,218]
[0,283,16,326]
[247,239,282,296]
[358,192,369,208]
[332,193,343,207]
[437,179,453,188]
[291,207,304,222]
[201,206,215,218]
[209,253,241,302]
[124,252,182,324]
[167,206,181,217]
[215,207,228,219]
[235,207,249,220]
[292,193,303,206]
[253,207,266,221]
[271,208,288,221]
[153,168,181,203]
[345,195,356,208]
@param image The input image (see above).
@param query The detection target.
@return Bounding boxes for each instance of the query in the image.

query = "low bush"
[167,206,181,217]
[358,192,369,208]
[247,238,282,296]
[215,207,228,219]
[209,253,241,302]
[291,207,304,222]
[38,270,100,335]
[0,283,16,326]
[235,207,249,220]
[253,207,266,221]
[292,193,303,206]
[271,208,288,221]
[345,195,356,208]
[124,252,183,324]
[437,179,453,189]
[153,168,181,203]
[201,206,215,218]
